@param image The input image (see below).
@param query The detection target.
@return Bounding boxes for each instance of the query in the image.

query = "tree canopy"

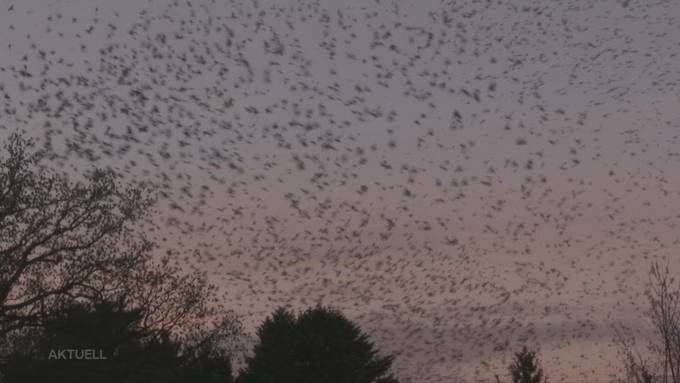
[237,305,399,383]
[0,132,241,382]
[0,299,235,383]
[507,346,546,383]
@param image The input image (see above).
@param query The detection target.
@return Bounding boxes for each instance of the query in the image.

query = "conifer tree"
[508,346,546,383]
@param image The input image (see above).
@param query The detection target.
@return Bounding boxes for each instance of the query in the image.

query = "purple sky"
[2,0,680,381]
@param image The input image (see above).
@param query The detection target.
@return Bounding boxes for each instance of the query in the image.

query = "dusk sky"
[1,0,680,381]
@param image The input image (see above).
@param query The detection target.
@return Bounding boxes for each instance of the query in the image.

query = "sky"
[1,0,680,381]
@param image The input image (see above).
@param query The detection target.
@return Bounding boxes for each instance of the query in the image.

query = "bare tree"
[0,132,157,337]
[614,324,656,383]
[0,132,235,351]
[648,261,680,383]
[614,260,680,383]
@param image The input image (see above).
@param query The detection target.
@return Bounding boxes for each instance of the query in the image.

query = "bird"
[0,0,677,382]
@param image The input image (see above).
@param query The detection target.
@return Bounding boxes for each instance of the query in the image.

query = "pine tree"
[508,346,547,383]
[237,305,399,383]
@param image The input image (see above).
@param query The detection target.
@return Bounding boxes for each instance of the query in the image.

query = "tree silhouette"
[237,305,399,383]
[0,131,153,336]
[501,346,546,383]
[0,299,235,383]
[614,260,680,383]
[0,132,243,382]
[0,132,237,338]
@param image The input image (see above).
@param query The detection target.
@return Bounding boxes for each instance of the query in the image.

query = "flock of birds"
[1,0,679,381]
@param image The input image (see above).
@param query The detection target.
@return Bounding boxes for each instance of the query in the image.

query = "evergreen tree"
[237,305,398,383]
[0,300,235,383]
[508,346,546,383]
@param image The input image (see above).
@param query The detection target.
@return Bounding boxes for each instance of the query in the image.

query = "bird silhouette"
[0,0,678,382]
